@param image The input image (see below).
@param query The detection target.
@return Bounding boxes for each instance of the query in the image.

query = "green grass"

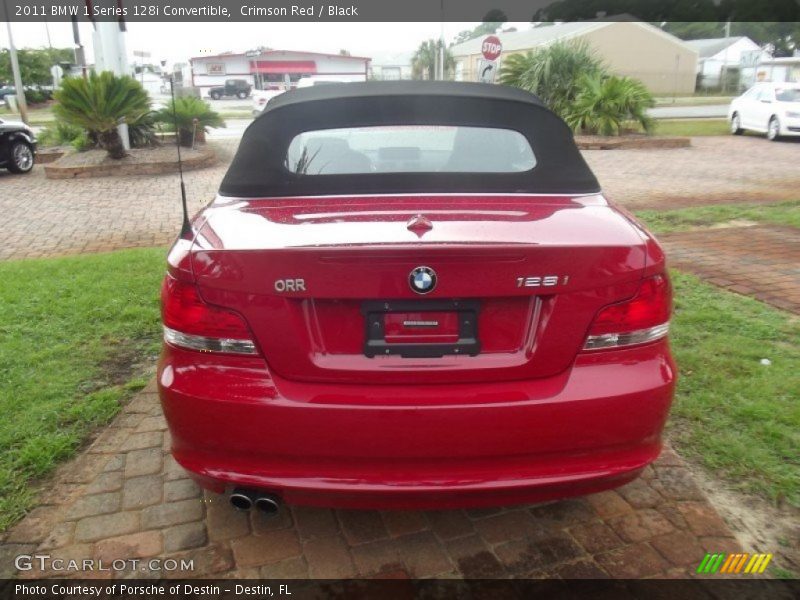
[0,105,56,126]
[635,200,800,234]
[654,118,730,137]
[218,111,253,119]
[1,244,798,530]
[0,248,165,530]
[670,271,800,507]
[654,95,735,106]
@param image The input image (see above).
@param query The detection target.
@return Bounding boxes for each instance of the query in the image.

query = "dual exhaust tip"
[229,488,281,515]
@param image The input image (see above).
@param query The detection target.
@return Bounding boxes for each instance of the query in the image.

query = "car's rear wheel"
[730,113,743,135]
[767,116,781,141]
[210,91,221,100]
[237,91,248,99]
[7,141,34,174]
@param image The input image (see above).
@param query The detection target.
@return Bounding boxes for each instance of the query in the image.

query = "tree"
[498,40,604,116]
[0,47,74,87]
[453,12,507,45]
[53,72,151,159]
[411,39,455,80]
[662,22,800,57]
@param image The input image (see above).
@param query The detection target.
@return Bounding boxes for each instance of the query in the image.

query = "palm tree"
[564,74,655,136]
[412,39,455,80]
[53,72,151,159]
[498,40,603,117]
[155,96,225,147]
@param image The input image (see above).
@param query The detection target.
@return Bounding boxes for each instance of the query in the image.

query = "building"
[189,50,371,92]
[450,21,698,95]
[753,57,800,86]
[369,51,414,80]
[685,36,762,89]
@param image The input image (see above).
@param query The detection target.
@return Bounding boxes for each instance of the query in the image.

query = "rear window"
[285,125,536,175]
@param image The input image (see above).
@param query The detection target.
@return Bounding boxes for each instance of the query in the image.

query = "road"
[208,118,252,139]
[647,104,729,119]
[206,105,733,141]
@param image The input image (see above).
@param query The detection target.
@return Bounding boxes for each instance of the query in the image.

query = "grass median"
[669,271,799,507]
[0,248,165,531]
[0,246,797,532]
[654,119,730,137]
[636,200,800,234]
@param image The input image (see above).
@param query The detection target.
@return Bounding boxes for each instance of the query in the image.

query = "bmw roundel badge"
[409,266,437,294]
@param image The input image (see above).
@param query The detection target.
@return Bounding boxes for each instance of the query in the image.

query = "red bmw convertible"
[158,82,675,512]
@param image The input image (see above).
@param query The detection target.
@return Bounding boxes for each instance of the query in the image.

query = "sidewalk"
[661,224,800,315]
[1,380,742,579]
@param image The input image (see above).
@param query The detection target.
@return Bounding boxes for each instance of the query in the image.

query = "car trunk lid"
[192,194,647,384]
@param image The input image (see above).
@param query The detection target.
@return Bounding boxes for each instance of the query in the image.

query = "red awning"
[250,60,317,74]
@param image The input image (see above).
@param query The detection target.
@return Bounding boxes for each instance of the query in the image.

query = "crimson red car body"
[158,82,675,509]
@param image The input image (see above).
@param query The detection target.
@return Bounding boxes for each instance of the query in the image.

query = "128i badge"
[516,275,570,288]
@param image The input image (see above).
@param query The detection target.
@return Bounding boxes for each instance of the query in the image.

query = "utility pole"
[71,16,88,77]
[720,21,731,93]
[3,7,29,123]
[438,0,445,80]
[94,14,131,149]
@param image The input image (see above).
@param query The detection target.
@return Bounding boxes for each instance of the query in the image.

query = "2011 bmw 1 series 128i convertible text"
[158,81,675,511]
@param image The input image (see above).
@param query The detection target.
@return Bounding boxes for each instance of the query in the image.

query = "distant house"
[449,20,698,94]
[754,57,800,85]
[685,36,762,89]
[369,51,413,80]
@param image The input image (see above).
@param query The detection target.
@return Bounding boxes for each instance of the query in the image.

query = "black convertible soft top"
[219,81,600,197]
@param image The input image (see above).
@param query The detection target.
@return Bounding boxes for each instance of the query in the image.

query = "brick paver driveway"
[0,136,799,262]
[589,136,800,209]
[2,381,740,579]
[662,225,800,315]
[0,142,235,261]
[5,134,794,580]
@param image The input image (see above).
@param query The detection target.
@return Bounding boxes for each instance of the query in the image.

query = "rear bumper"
[158,340,676,509]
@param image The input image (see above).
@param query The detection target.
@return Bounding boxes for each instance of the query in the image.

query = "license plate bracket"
[362,299,480,358]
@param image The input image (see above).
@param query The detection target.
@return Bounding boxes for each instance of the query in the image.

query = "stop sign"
[481,35,502,61]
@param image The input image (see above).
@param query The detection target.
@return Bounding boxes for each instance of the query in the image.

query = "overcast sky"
[0,21,530,64]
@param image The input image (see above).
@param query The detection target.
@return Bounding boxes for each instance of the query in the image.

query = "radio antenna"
[169,76,191,237]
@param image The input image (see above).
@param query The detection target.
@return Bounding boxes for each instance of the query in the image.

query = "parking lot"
[1,136,799,261]
[1,132,798,579]
[4,379,741,579]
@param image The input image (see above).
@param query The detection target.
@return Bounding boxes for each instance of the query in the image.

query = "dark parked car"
[0,118,36,174]
[208,79,251,100]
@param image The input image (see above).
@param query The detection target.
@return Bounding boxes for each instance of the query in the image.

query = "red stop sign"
[481,35,502,61]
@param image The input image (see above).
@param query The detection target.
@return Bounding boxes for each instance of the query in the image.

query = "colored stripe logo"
[697,553,772,574]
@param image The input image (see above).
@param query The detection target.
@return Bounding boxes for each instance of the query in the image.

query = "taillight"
[583,274,672,351]
[161,275,259,355]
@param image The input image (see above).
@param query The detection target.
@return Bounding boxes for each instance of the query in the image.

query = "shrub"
[24,88,51,104]
[127,110,159,148]
[53,72,151,159]
[499,39,655,137]
[37,121,84,148]
[498,40,603,116]
[71,130,93,152]
[564,74,655,136]
[155,96,224,147]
